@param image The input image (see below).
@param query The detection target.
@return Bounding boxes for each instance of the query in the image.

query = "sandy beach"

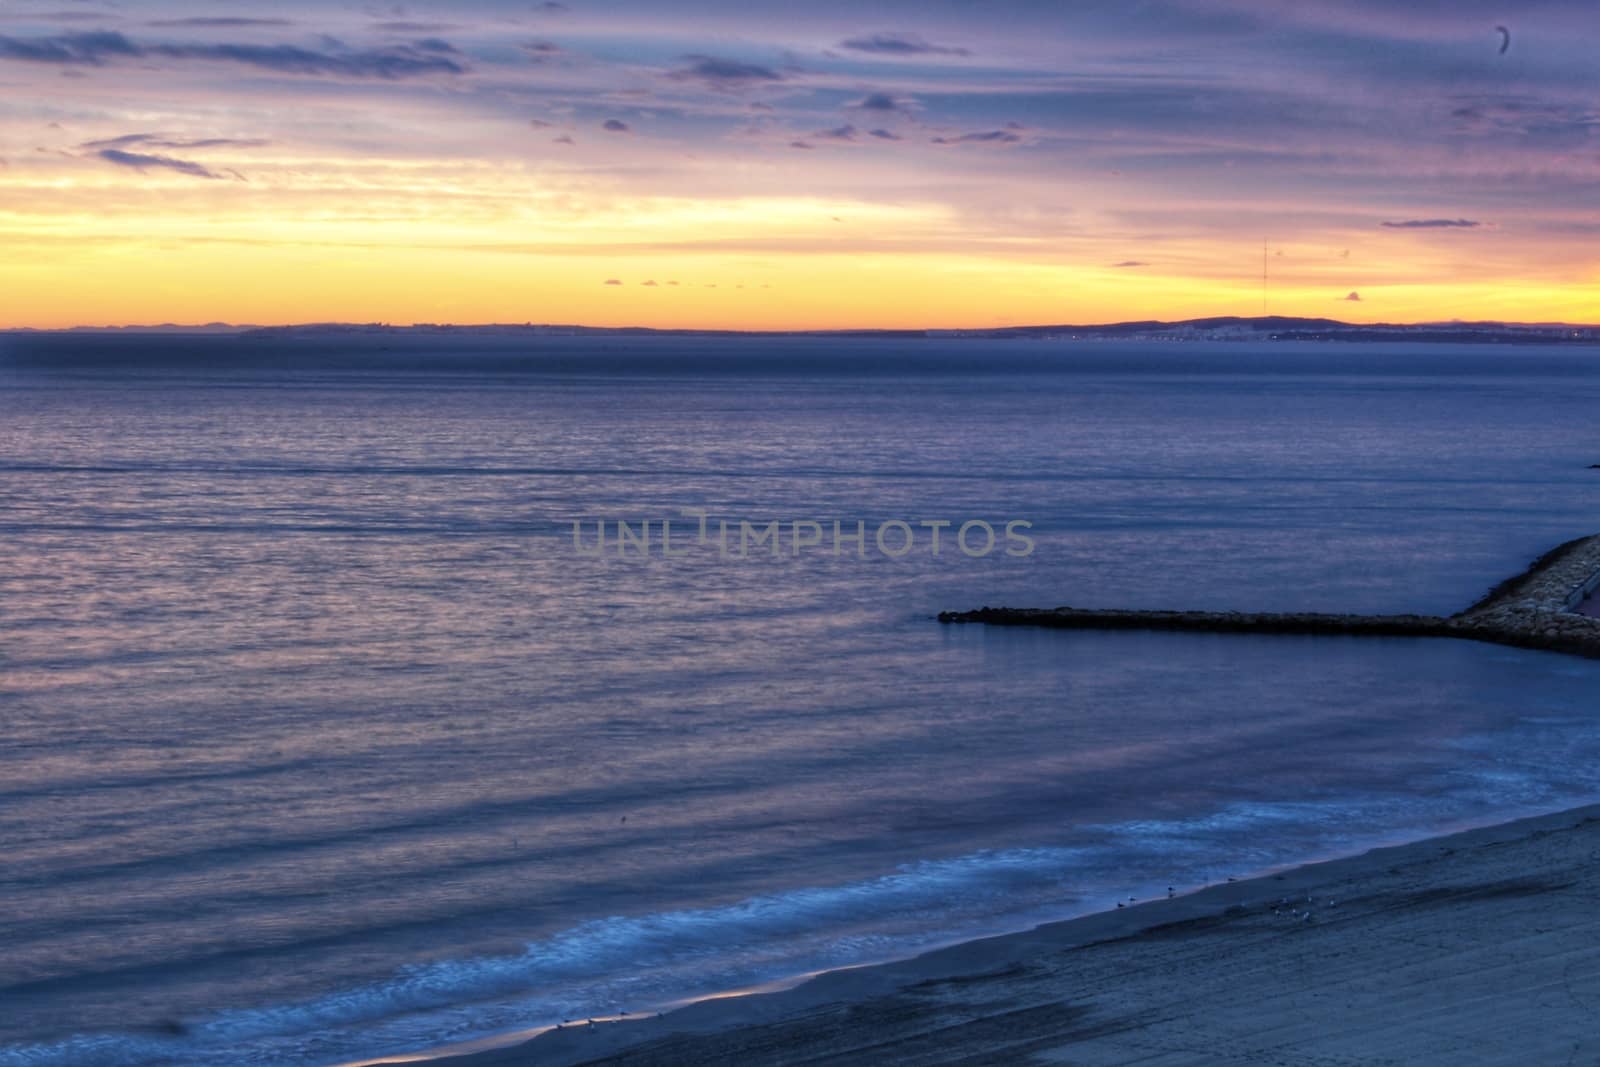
[423,803,1600,1067]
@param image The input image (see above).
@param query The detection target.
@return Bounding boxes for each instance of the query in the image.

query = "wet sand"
[420,803,1600,1067]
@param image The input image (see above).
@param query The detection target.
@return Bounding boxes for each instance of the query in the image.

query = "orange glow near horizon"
[4,233,1595,331]
[3,168,1593,329]
[4,173,1595,330]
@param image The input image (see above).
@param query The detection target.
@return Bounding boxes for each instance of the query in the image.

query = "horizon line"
[6,313,1600,335]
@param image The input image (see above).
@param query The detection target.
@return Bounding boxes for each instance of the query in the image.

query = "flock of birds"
[1110,886,1342,927]
[1271,893,1340,924]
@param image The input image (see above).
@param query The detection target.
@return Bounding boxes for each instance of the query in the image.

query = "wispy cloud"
[81,133,268,151]
[931,129,1021,146]
[0,30,138,64]
[1112,260,1148,267]
[370,21,458,34]
[94,148,226,179]
[1380,218,1482,229]
[1,11,122,24]
[850,92,915,113]
[147,18,293,29]
[664,54,785,91]
[810,124,858,143]
[839,32,970,57]
[0,30,466,78]
[521,40,564,59]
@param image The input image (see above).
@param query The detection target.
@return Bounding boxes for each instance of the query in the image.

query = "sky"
[0,0,1596,329]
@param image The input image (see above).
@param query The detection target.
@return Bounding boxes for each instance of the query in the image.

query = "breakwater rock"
[939,534,1600,660]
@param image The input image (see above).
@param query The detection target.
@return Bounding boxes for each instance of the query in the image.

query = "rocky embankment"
[939,534,1600,660]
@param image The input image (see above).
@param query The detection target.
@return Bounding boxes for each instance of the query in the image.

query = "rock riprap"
[939,534,1600,660]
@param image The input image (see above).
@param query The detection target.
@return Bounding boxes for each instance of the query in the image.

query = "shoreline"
[375,800,1600,1067]
[350,537,1600,1067]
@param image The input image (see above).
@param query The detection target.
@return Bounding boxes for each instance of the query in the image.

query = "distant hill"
[236,315,1600,344]
[7,316,1597,344]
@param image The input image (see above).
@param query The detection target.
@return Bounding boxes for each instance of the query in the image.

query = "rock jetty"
[938,534,1600,660]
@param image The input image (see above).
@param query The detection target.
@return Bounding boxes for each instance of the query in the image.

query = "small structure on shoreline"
[939,534,1600,660]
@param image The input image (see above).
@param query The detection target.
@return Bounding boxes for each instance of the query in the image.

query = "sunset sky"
[1,0,1596,329]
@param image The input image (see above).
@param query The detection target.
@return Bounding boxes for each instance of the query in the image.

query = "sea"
[3,333,1600,1067]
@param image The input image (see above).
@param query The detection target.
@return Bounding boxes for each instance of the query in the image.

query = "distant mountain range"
[9,316,1599,344]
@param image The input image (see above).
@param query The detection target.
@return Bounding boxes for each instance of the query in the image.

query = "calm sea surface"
[3,335,1600,1067]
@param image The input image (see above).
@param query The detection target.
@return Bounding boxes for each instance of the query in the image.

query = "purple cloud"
[1341,291,1362,301]
[0,30,139,64]
[666,54,784,91]
[94,148,224,179]
[370,22,459,34]
[811,124,858,142]
[1380,218,1482,229]
[601,118,630,132]
[0,30,465,78]
[81,133,268,150]
[839,32,970,57]
[522,40,563,59]
[931,130,1022,146]
[148,18,293,28]
[851,91,916,113]
[0,11,120,24]
[1112,260,1148,267]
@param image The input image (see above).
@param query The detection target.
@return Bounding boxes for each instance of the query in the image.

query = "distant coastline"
[5,315,1600,345]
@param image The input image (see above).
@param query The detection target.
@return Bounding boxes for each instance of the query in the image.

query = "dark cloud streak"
[95,148,225,179]
[931,129,1022,145]
[1380,218,1482,229]
[839,32,970,57]
[148,18,293,28]
[80,132,269,150]
[665,54,784,91]
[0,29,465,78]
